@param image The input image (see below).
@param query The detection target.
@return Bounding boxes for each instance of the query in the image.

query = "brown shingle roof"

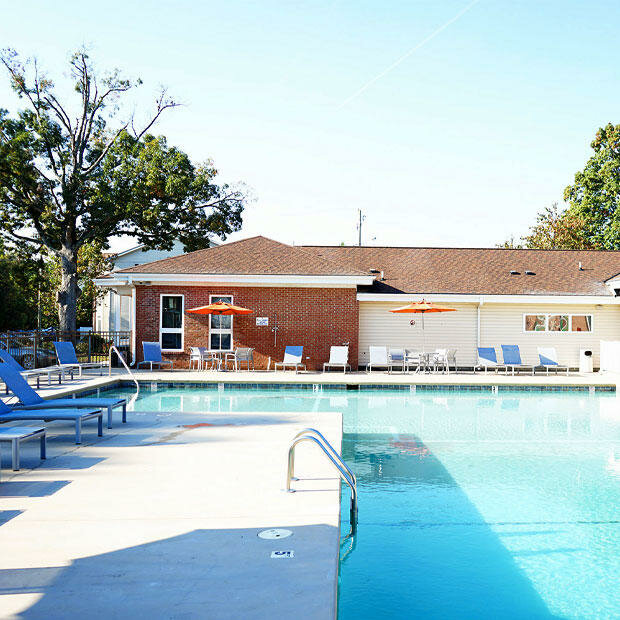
[303,246,620,296]
[116,236,368,277]
[115,236,620,296]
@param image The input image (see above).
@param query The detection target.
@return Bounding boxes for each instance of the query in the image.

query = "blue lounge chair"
[476,347,503,373]
[0,348,64,388]
[53,341,106,377]
[273,346,306,373]
[0,365,126,430]
[137,342,174,371]
[501,345,534,375]
[0,397,103,445]
[537,347,569,375]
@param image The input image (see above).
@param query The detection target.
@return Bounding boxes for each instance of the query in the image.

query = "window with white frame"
[523,313,593,333]
[160,295,184,351]
[209,295,233,350]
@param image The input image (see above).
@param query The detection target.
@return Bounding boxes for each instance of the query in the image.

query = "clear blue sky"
[1,1,619,250]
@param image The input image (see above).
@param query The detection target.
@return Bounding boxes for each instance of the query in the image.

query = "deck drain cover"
[258,528,292,540]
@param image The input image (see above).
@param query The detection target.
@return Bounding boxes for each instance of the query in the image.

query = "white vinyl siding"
[112,241,187,271]
[359,300,620,369]
[481,303,620,368]
[358,302,478,367]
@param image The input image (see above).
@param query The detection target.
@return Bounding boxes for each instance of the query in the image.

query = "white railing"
[108,345,140,403]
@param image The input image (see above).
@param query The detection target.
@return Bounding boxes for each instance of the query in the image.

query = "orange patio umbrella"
[186,301,253,315]
[389,300,456,352]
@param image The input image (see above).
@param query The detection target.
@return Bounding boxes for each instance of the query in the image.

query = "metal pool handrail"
[286,434,358,531]
[292,428,357,486]
[108,345,140,401]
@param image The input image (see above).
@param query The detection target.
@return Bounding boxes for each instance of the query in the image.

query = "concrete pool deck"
[0,400,343,619]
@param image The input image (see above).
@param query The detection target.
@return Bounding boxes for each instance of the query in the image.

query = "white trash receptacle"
[579,349,593,373]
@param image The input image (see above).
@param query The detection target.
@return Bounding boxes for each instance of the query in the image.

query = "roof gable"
[116,236,368,277]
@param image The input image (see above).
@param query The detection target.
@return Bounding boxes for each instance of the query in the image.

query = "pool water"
[96,386,620,619]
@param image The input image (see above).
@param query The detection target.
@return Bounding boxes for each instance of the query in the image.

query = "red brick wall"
[134,285,359,370]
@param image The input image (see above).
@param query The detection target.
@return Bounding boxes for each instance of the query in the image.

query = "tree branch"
[131,89,180,141]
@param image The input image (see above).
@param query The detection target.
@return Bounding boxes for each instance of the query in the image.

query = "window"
[571,315,592,332]
[523,313,593,334]
[548,315,569,332]
[160,295,184,351]
[524,315,546,332]
[209,295,233,351]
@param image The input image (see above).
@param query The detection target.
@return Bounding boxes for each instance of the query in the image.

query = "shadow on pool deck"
[0,510,23,527]
[339,433,561,619]
[0,481,71,498]
[0,525,339,620]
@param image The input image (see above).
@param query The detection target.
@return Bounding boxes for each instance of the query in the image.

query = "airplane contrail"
[338,0,482,108]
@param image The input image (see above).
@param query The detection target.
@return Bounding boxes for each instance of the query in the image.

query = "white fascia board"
[110,273,376,287]
[357,293,620,305]
[112,244,144,258]
[94,277,128,287]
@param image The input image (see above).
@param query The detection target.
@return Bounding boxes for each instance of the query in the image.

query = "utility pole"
[357,209,365,246]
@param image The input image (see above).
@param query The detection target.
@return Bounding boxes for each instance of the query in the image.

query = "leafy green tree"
[496,236,523,249]
[522,203,592,249]
[0,241,42,330]
[0,49,246,332]
[564,122,620,249]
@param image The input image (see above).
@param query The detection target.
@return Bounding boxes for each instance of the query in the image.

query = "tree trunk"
[58,246,78,333]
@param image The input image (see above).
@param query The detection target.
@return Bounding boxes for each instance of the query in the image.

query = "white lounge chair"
[537,347,569,375]
[274,346,306,373]
[367,346,387,372]
[367,346,401,373]
[323,346,350,373]
[501,345,534,375]
[476,347,503,373]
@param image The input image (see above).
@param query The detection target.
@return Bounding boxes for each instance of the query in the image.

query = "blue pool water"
[95,386,620,618]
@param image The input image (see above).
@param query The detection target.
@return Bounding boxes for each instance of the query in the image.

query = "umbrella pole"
[422,312,425,353]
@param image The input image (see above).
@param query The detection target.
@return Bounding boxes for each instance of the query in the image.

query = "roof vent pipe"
[380,270,385,281]
[579,262,583,271]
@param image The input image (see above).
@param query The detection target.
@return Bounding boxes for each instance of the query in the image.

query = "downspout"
[130,277,136,366]
[477,296,483,349]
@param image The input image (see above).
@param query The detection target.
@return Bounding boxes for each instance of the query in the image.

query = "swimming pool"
[94,385,620,619]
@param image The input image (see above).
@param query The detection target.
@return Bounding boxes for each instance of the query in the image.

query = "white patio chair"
[225,347,255,371]
[388,347,406,373]
[323,346,350,373]
[189,347,203,370]
[404,348,421,373]
[433,349,457,374]
[198,347,219,370]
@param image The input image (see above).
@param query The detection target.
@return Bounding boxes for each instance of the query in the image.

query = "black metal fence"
[0,330,131,369]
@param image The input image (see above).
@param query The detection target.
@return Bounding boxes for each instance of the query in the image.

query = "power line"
[338,0,482,108]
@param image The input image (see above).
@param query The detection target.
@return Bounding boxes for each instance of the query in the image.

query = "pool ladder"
[108,345,140,401]
[286,428,358,531]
